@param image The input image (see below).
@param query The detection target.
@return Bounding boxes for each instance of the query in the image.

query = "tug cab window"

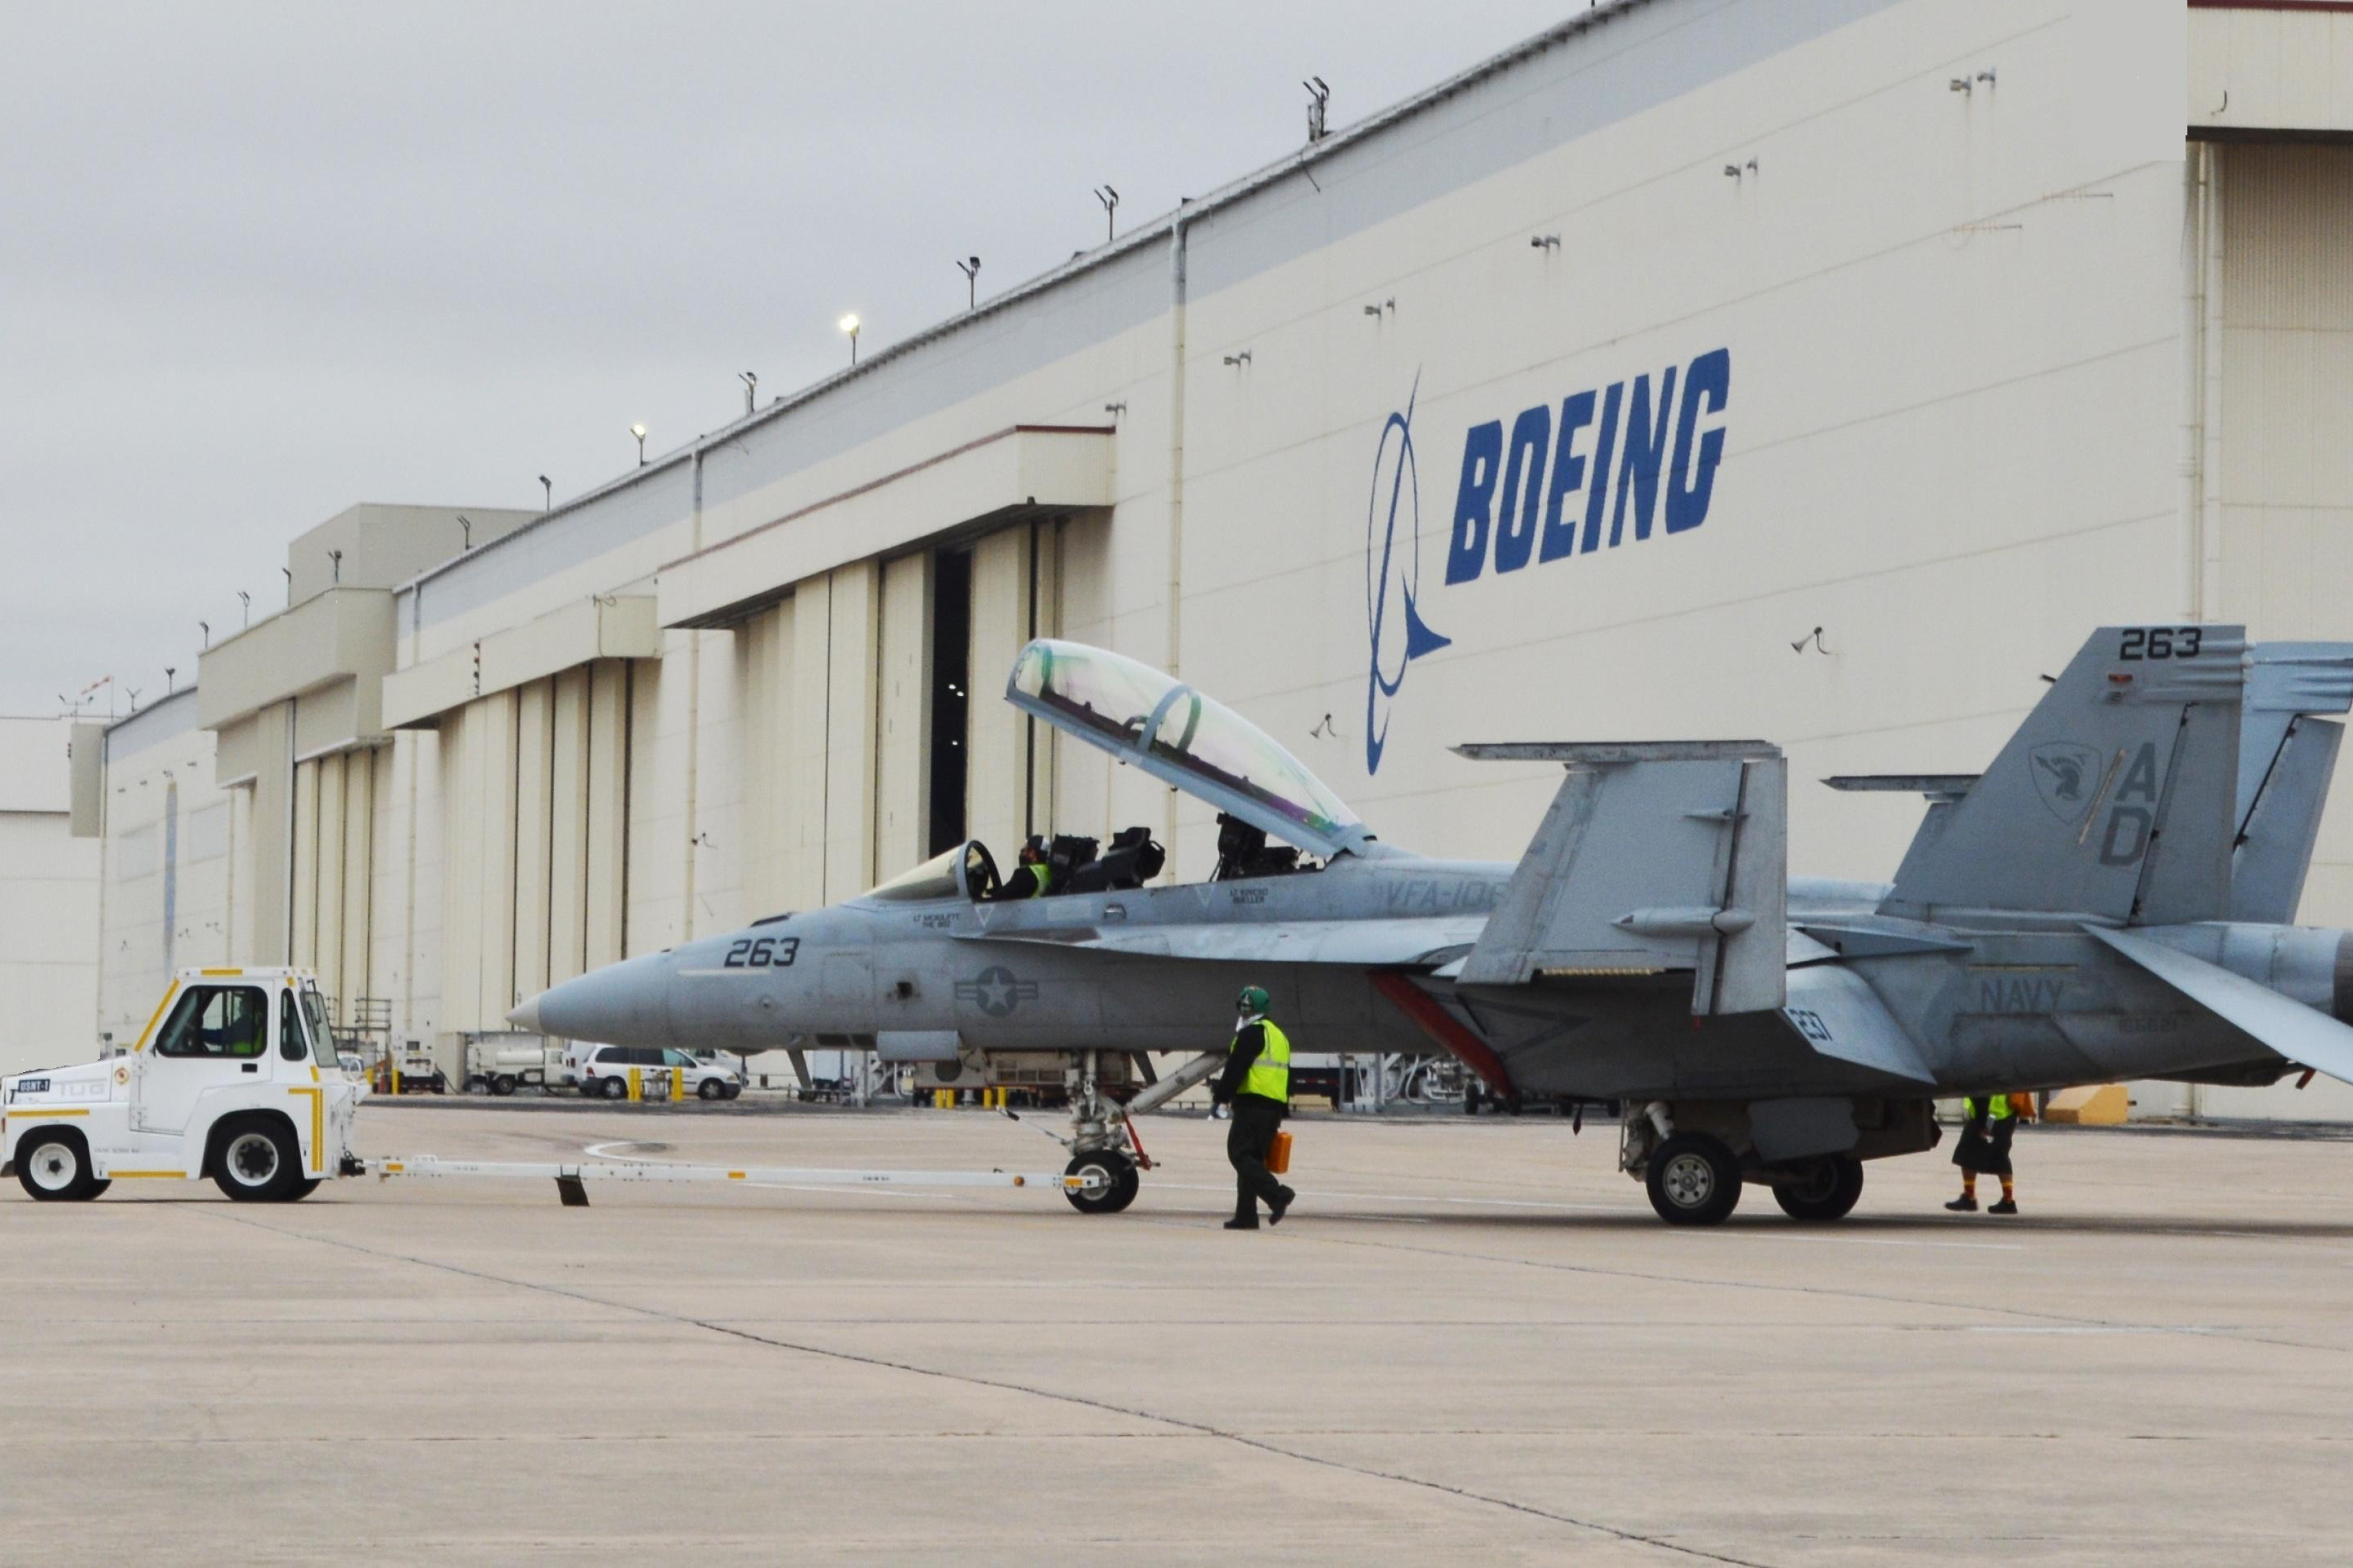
[280,990,309,1061]
[152,985,270,1059]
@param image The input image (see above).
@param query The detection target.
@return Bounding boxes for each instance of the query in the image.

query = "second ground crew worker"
[1946,1091,2029,1214]
[1213,984,1296,1230]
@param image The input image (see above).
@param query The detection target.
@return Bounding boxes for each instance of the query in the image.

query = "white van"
[575,1044,742,1101]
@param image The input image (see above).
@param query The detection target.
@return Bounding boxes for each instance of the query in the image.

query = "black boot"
[1223,1217,1259,1230]
[1268,1186,1296,1226]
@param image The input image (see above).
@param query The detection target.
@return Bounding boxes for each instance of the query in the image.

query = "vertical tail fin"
[1883,627,2246,924]
[2228,643,2353,922]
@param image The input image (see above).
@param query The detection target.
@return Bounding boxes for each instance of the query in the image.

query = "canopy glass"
[1006,639,1367,857]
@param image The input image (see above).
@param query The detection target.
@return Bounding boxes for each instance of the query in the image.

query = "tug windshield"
[1006,639,1367,856]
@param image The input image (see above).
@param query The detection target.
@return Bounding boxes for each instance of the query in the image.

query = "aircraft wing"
[2083,924,2353,1086]
[1451,742,1788,1014]
[958,916,1480,968]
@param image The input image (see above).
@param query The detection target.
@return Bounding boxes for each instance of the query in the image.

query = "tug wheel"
[1063,1149,1140,1215]
[212,1118,300,1202]
[1773,1155,1865,1222]
[16,1130,100,1201]
[1645,1132,1743,1226]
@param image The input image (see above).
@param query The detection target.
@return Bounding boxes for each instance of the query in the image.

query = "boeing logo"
[1362,348,1732,773]
[1364,373,1452,775]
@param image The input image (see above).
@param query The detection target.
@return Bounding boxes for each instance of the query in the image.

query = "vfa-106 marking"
[511,626,2353,1226]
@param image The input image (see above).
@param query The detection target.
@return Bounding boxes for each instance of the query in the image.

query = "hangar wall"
[0,717,101,1075]
[80,0,2353,1123]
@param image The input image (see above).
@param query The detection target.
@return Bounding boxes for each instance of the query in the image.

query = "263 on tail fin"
[1883,627,2246,925]
[1454,742,1786,1013]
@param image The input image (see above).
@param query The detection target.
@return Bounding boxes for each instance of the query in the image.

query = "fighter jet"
[512,625,2353,1225]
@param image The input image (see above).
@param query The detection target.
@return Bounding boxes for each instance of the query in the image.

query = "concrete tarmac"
[6,1103,2352,1566]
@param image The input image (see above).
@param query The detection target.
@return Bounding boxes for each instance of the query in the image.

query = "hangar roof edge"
[399,0,1665,602]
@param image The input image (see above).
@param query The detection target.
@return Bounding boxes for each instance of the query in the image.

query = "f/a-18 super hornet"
[511,625,2353,1225]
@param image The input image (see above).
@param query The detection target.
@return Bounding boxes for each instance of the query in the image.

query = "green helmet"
[1236,985,1270,1015]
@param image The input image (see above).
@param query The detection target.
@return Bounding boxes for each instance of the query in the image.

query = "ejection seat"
[1063,826,1166,892]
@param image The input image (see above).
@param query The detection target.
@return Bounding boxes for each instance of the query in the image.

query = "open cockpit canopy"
[1006,639,1371,858]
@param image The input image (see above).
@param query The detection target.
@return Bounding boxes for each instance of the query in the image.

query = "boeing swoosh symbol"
[1364,371,1451,775]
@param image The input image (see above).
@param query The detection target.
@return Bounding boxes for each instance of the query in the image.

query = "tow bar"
[370,1156,1102,1208]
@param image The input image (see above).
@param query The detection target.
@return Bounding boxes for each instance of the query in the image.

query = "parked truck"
[2,967,363,1201]
[464,1033,564,1096]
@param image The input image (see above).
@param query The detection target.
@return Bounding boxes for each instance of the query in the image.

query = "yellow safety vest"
[1233,1019,1291,1103]
[1966,1094,2017,1122]
[1019,863,1050,897]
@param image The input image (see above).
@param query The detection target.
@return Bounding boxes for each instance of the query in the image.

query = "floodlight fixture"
[839,313,861,364]
[631,423,648,465]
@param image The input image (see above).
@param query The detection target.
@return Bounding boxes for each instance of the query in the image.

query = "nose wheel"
[1063,1148,1139,1214]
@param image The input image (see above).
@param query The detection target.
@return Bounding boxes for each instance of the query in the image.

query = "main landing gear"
[1626,1101,1896,1226]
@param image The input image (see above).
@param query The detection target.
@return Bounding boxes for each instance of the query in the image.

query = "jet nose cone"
[518,952,679,1049]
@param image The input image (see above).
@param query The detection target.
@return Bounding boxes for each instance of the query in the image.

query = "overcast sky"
[0,0,1578,718]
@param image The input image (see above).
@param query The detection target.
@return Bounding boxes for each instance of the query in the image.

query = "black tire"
[16,1129,100,1201]
[211,1117,302,1202]
[1063,1149,1141,1215]
[1773,1155,1865,1222]
[1645,1132,1743,1226]
[600,1075,630,1100]
[86,1179,112,1199]
[722,1084,742,1100]
[491,1075,518,1098]
[286,1178,324,1201]
[697,1078,724,1101]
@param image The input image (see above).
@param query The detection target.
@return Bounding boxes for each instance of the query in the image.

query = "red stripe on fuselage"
[1368,971,1512,1094]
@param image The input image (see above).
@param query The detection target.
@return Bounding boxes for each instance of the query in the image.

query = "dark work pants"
[1227,1094,1288,1222]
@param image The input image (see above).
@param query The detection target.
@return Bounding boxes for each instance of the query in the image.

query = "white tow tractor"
[3,968,363,1202]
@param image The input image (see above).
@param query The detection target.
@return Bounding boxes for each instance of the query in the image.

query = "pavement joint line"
[186,1203,1779,1567]
[1189,1219,2353,1358]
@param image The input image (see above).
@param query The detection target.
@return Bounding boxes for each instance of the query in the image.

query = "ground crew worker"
[1213,984,1296,1230]
[1946,1091,2030,1214]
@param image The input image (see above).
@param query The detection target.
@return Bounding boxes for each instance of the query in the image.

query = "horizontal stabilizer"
[1454,742,1787,1013]
[1823,775,1978,802]
[2083,924,2353,1087]
[1781,965,1936,1082]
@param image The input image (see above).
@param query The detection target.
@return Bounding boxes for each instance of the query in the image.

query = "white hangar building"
[84,0,2353,1118]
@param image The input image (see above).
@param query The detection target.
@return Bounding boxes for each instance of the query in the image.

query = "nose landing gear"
[1062,1147,1140,1213]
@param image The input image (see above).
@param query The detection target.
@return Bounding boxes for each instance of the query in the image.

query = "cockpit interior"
[864,638,1364,907]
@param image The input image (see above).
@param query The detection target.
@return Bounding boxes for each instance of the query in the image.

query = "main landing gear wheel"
[213,1119,301,1202]
[1063,1149,1140,1215]
[1773,1154,1865,1222]
[16,1130,100,1201]
[1645,1132,1743,1226]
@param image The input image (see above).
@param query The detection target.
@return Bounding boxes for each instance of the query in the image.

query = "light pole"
[538,474,551,511]
[955,256,980,310]
[739,371,758,415]
[237,591,250,627]
[839,313,860,365]
[457,513,473,551]
[631,423,648,465]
